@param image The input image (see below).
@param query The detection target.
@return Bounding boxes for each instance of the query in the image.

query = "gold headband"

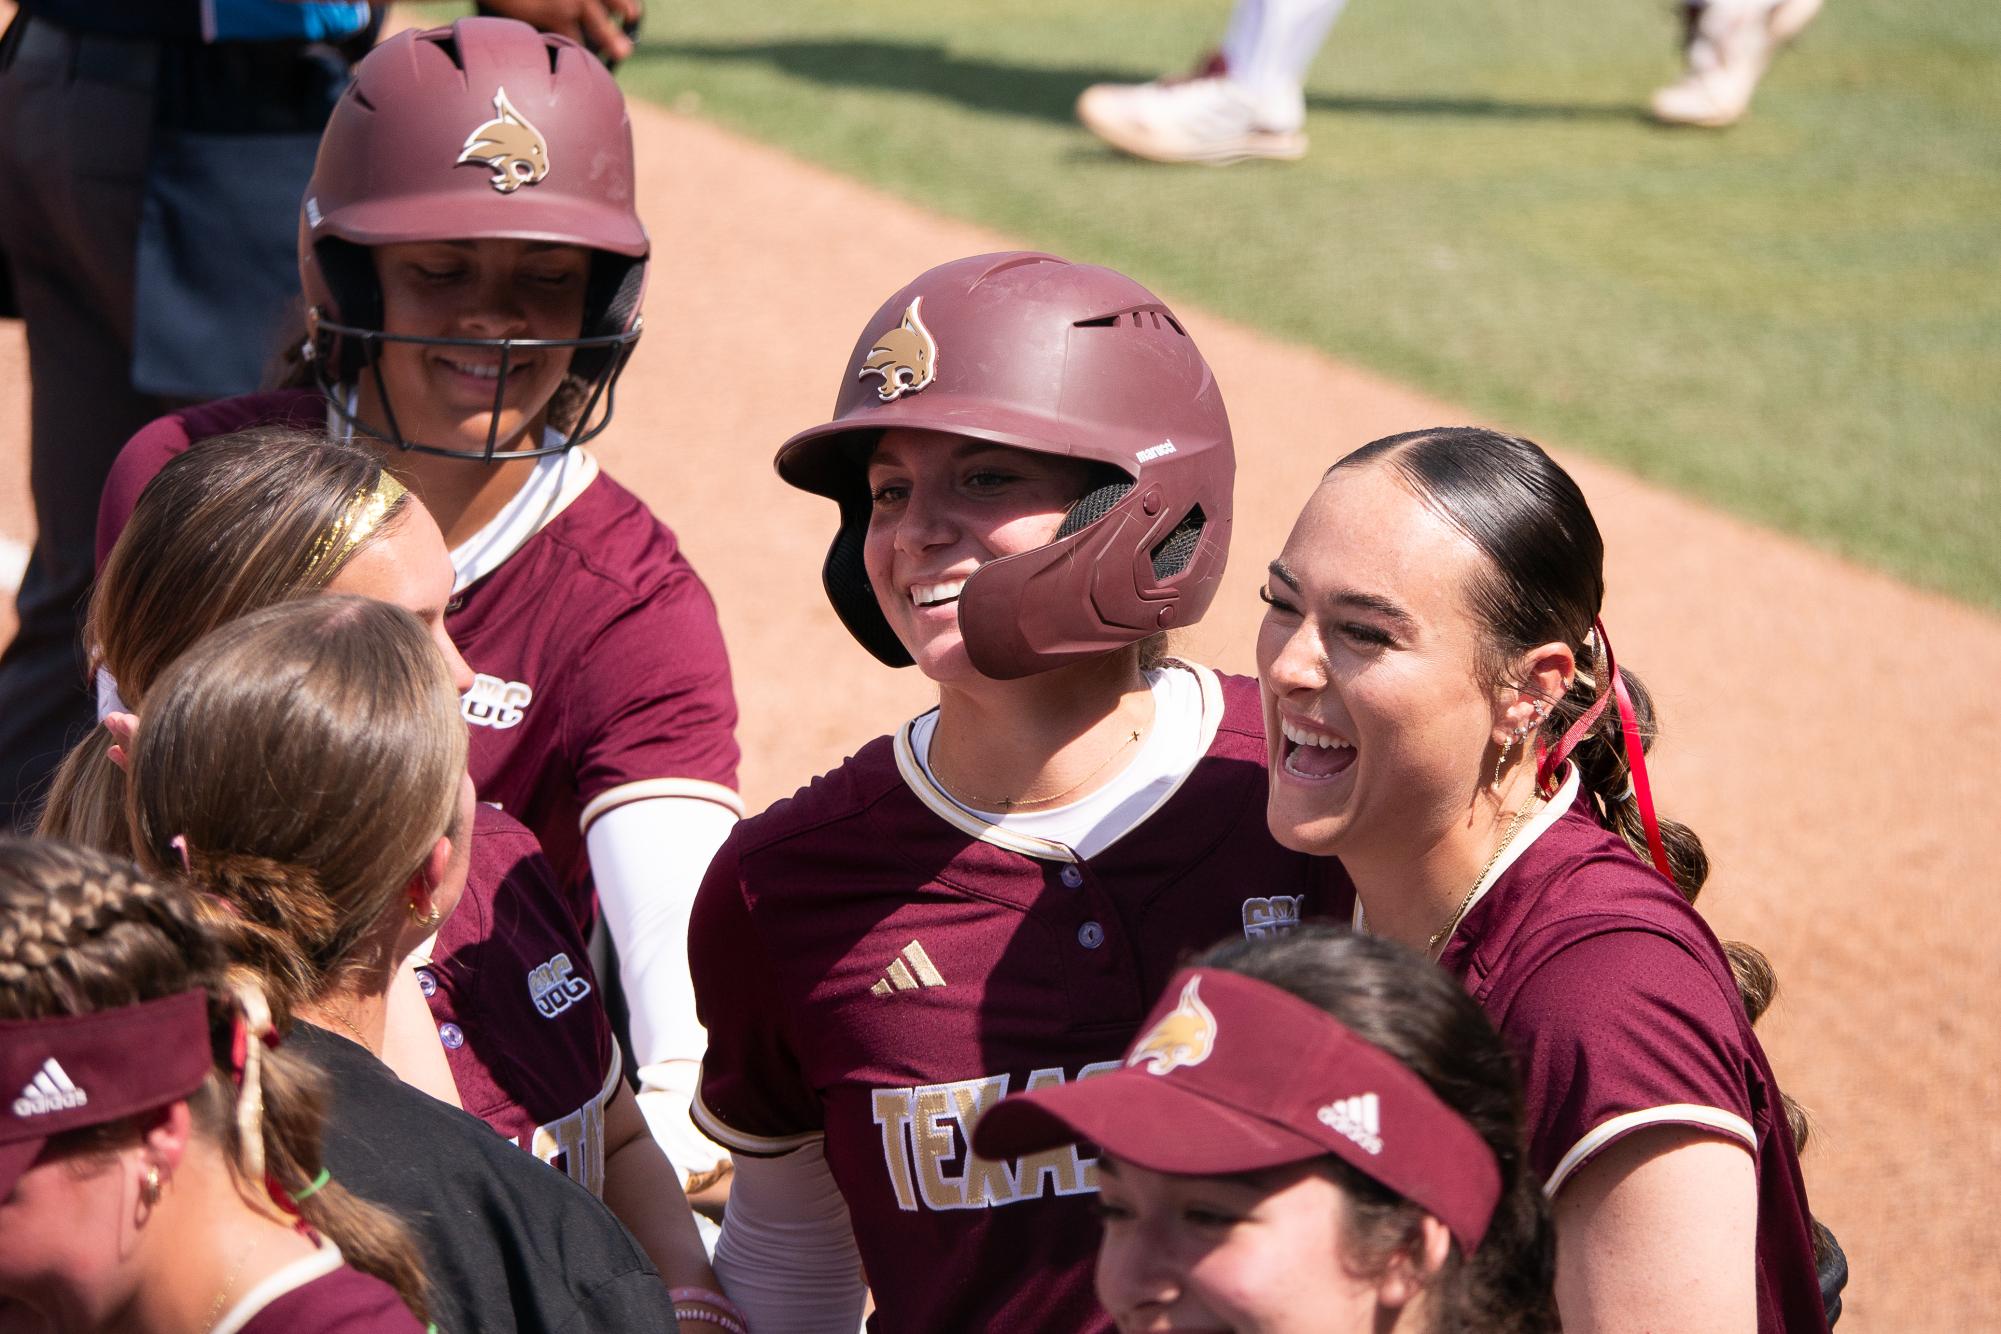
[306,471,408,573]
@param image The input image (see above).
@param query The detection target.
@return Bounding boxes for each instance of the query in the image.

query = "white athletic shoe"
[1649,0,1824,128]
[1077,71,1308,166]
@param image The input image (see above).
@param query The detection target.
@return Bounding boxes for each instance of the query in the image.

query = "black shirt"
[294,1022,678,1334]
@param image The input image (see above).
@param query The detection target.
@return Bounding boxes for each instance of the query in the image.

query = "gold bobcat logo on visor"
[859,298,937,402]
[1128,977,1216,1076]
[457,89,550,194]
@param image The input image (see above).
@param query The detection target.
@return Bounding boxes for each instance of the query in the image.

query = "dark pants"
[0,14,361,830]
[0,16,171,829]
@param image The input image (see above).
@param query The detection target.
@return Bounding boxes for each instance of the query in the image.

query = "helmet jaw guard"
[297,18,649,460]
[957,477,1228,679]
[777,252,1235,679]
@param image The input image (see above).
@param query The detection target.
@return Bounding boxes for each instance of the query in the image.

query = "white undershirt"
[323,400,598,594]
[444,443,598,593]
[909,663,1209,860]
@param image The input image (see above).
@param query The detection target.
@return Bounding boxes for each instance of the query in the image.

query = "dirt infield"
[3,65,1994,1327]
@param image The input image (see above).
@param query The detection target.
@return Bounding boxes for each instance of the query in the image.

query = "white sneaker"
[1650,0,1824,128]
[1077,74,1308,165]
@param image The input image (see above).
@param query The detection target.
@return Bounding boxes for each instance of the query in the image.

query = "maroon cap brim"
[976,969,1504,1253]
[320,194,648,259]
[973,1067,1327,1177]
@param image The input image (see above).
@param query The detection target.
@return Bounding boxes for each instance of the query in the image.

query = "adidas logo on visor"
[13,1058,88,1118]
[1317,1092,1383,1156]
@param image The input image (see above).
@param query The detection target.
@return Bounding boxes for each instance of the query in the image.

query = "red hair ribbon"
[1535,617,1672,881]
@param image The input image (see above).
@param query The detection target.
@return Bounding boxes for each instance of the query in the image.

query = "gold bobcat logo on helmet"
[1127,977,1217,1076]
[859,298,938,402]
[457,89,550,194]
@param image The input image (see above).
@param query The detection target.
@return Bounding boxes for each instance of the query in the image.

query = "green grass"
[440,1,2001,606]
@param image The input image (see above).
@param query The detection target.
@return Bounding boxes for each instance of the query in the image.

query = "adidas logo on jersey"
[529,952,593,1019]
[12,1058,87,1118]
[871,940,946,997]
[1317,1093,1383,1155]
[462,674,533,730]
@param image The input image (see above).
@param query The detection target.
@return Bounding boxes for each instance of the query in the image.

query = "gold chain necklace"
[1428,794,1544,959]
[203,1236,257,1331]
[320,1005,374,1053]
[942,712,1151,813]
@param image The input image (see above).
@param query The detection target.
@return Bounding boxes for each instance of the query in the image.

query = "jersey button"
[1077,921,1104,949]
[438,1023,465,1050]
[414,969,437,998]
[1060,865,1084,889]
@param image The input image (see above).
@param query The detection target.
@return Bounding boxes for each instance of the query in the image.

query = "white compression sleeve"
[714,1143,867,1334]
[585,795,739,1182]
[1221,0,1351,101]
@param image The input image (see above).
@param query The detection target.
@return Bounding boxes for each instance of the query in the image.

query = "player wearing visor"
[688,252,1351,1332]
[98,17,742,1196]
[976,927,1560,1334]
[0,838,429,1333]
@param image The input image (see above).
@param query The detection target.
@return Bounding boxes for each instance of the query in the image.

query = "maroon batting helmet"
[776,252,1235,680]
[299,18,647,460]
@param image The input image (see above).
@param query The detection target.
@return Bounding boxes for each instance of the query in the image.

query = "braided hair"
[0,837,429,1322]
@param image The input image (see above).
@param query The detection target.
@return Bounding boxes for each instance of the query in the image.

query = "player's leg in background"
[1651,0,1825,127]
[1076,0,1350,165]
[0,16,171,831]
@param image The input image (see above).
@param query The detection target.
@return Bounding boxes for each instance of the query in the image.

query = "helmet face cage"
[297,18,651,462]
[306,318,640,462]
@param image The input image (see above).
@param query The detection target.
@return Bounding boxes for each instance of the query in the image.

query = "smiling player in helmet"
[95,17,742,1200]
[687,252,1353,1332]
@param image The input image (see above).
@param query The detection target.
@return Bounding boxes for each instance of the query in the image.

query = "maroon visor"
[0,991,214,1197]
[973,968,1502,1253]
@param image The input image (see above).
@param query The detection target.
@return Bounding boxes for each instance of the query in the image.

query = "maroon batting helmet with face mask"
[299,17,648,461]
[776,252,1235,680]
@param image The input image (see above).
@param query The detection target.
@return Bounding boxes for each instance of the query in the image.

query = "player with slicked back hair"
[1256,426,1832,1330]
[0,836,430,1332]
[689,251,1351,1333]
[95,17,744,1200]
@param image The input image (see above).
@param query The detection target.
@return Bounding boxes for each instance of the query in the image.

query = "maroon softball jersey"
[421,805,620,1194]
[235,1258,423,1333]
[1437,780,1828,1334]
[101,390,743,927]
[691,668,1354,1334]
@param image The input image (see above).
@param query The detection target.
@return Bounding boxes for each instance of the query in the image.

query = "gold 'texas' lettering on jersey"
[530,1095,607,1197]
[871,1061,1121,1212]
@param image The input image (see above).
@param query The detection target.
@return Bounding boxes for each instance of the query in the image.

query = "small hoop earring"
[407,899,442,930]
[140,1165,162,1206]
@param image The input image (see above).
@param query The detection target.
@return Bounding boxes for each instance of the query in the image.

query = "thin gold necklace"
[203,1236,257,1331]
[941,708,1152,813]
[319,1005,375,1053]
[1428,794,1544,959]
